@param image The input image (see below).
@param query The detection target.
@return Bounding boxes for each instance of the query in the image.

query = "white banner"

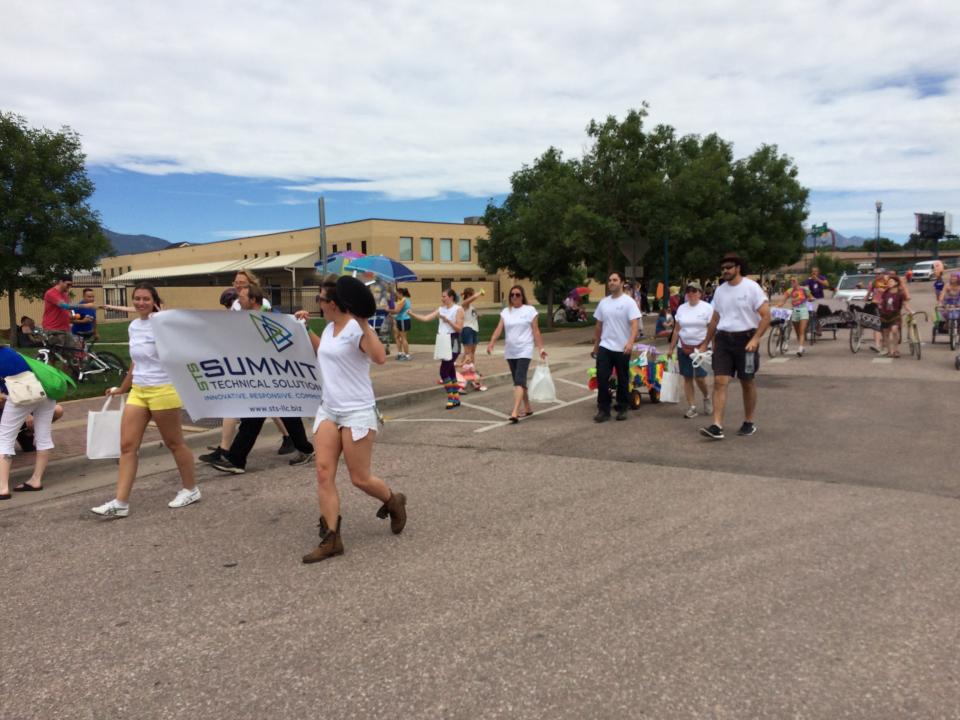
[151,310,322,420]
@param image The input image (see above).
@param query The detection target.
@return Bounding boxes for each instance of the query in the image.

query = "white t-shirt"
[500,305,539,359]
[463,305,480,332]
[594,294,642,352]
[128,317,171,387]
[231,298,272,312]
[317,319,375,412]
[712,277,767,332]
[675,300,714,346]
[437,304,461,335]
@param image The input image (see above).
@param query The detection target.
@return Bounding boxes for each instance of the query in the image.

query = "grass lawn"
[12,310,594,400]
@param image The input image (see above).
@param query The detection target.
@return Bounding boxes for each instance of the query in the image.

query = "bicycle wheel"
[910,323,921,360]
[781,323,791,354]
[950,320,958,351]
[767,325,780,358]
[95,351,129,380]
[849,324,862,353]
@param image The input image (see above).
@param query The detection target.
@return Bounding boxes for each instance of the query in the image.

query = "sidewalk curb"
[11,360,577,481]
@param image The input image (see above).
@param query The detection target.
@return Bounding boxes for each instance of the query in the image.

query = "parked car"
[911,260,937,281]
[833,273,873,303]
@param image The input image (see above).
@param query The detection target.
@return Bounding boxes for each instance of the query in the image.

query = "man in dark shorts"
[699,254,771,440]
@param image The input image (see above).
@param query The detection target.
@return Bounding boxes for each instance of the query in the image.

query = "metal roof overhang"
[111,252,320,283]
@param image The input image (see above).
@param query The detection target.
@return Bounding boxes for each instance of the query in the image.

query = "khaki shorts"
[127,384,183,411]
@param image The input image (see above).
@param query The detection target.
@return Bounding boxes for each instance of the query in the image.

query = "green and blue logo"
[250,313,294,353]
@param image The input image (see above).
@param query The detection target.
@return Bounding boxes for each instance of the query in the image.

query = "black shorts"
[713,330,758,380]
[396,318,411,332]
[507,357,531,387]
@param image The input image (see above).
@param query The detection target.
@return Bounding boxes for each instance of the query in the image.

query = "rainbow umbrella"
[316,250,364,275]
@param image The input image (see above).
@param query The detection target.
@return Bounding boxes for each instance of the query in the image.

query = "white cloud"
[2,0,959,236]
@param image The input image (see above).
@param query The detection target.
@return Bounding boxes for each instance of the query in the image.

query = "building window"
[346,242,352,251]
[399,237,413,261]
[332,244,338,253]
[420,237,434,261]
[254,253,258,258]
[361,241,367,254]
[244,254,248,259]
[440,238,453,262]
[127,266,131,272]
[459,239,472,262]
[276,251,280,256]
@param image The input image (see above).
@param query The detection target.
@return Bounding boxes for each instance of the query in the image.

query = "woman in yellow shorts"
[92,283,199,517]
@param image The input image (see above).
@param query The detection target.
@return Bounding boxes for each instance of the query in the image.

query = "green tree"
[1,112,108,345]
[861,237,901,252]
[728,144,809,274]
[576,106,676,279]
[478,147,585,326]
[642,132,739,284]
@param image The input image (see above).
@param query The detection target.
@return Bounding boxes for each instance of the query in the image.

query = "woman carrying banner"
[410,289,464,409]
[294,276,406,563]
[91,283,199,517]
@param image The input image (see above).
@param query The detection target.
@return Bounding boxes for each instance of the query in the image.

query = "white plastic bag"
[528,362,557,403]
[433,333,452,361]
[659,360,682,404]
[86,395,125,459]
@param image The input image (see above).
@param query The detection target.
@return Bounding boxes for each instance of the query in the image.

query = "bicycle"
[35,331,127,382]
[904,311,928,360]
[767,319,791,357]
[848,306,880,354]
[936,306,960,351]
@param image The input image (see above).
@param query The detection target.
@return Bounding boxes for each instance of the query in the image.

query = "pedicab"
[587,343,667,408]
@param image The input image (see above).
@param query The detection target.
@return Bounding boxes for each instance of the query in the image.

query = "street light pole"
[875,201,882,268]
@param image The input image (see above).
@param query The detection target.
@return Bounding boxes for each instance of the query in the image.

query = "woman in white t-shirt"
[667,281,713,419]
[410,289,465,409]
[91,283,199,518]
[294,276,406,564]
[486,285,547,423]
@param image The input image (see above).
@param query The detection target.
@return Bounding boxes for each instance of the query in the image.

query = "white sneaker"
[703,397,713,415]
[683,405,699,419]
[168,487,201,508]
[91,499,129,518]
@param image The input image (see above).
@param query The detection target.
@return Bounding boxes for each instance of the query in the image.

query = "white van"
[912,260,937,281]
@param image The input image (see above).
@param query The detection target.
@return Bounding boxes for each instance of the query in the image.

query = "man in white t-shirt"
[700,254,771,440]
[592,271,642,422]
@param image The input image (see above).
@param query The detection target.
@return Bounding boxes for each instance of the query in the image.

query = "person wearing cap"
[700,254,771,440]
[210,284,315,474]
[667,281,713,419]
[294,275,406,564]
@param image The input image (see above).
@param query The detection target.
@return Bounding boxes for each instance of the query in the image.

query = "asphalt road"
[2,284,959,719]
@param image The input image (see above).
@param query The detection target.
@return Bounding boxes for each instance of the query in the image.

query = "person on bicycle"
[879,273,911,358]
[937,272,960,307]
[777,276,812,357]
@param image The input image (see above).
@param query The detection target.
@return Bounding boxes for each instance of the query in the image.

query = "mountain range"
[103,229,172,256]
[804,232,872,249]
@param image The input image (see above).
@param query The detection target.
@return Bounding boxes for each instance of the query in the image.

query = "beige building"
[101,218,524,311]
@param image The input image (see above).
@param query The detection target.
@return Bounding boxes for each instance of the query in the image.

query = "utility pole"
[318,197,328,272]
[875,201,882,268]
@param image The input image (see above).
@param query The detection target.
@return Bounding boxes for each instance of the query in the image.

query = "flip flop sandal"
[509,416,519,424]
[13,483,43,492]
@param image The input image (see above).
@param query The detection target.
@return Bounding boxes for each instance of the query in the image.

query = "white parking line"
[871,358,894,364]
[473,394,595,433]
[769,358,790,364]
[459,401,512,419]
[556,377,591,390]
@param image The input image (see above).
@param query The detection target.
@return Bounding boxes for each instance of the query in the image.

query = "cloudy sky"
[2,0,958,244]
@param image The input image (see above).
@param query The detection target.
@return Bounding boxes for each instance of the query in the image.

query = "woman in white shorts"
[0,347,58,499]
[295,276,407,564]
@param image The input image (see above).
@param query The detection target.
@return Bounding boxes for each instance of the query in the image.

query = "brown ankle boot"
[376,492,406,534]
[302,515,343,564]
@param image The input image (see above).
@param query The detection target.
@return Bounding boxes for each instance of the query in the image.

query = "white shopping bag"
[86,395,125,459]
[433,333,453,361]
[659,360,682,404]
[528,362,557,403]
